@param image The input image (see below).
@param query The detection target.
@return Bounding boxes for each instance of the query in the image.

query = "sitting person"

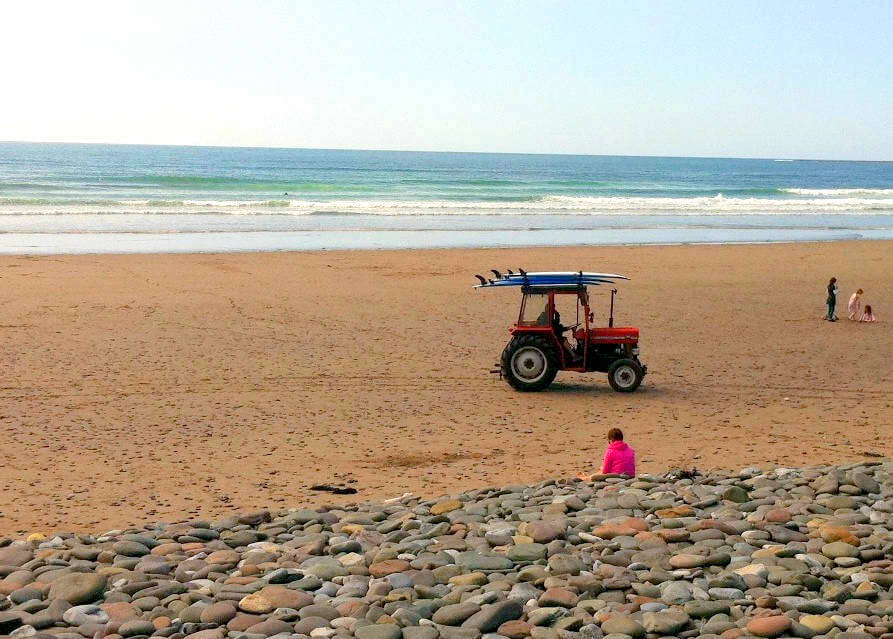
[577,428,636,479]
[552,310,581,361]
[535,307,579,361]
[860,304,877,322]
[536,306,551,326]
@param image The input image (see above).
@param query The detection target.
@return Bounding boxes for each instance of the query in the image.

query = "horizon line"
[0,139,890,164]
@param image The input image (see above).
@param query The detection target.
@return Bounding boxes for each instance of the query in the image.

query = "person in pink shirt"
[577,428,636,479]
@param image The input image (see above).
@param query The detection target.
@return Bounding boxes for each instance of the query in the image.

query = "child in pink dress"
[860,305,877,322]
[848,289,863,320]
[577,428,636,479]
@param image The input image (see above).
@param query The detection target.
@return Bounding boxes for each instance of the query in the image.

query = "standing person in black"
[825,277,839,321]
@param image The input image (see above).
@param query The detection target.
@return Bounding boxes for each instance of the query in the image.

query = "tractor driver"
[553,310,578,360]
[538,306,577,360]
[552,309,566,336]
[536,305,565,333]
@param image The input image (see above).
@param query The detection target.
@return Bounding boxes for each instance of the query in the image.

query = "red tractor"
[475,270,647,392]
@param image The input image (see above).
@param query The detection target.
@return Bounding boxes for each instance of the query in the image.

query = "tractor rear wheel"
[501,334,559,392]
[607,358,644,393]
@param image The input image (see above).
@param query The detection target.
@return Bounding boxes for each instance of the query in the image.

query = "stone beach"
[1,462,891,639]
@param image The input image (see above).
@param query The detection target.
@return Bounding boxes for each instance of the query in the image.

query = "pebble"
[642,609,690,635]
[600,616,644,639]
[0,461,888,639]
[745,615,791,638]
[47,573,107,605]
[62,604,109,626]
[355,625,402,639]
[434,603,482,626]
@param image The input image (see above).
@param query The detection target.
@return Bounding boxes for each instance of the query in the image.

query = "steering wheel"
[566,322,582,331]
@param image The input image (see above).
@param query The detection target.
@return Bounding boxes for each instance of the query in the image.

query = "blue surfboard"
[474,273,627,289]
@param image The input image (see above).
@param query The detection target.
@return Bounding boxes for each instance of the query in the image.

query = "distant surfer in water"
[825,277,838,321]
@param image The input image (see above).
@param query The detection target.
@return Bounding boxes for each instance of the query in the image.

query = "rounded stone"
[245,619,295,636]
[179,602,210,623]
[525,520,566,543]
[498,621,532,638]
[746,616,792,638]
[798,615,835,634]
[538,588,579,608]
[355,624,402,639]
[722,486,749,503]
[642,610,690,635]
[183,630,225,639]
[48,573,107,605]
[63,604,109,626]
[764,509,791,523]
[299,604,339,621]
[0,548,33,567]
[434,603,481,626]
[112,541,150,557]
[669,554,707,569]
[118,620,156,637]
[101,602,141,621]
[593,523,638,540]
[600,616,644,639]
[227,613,264,632]
[9,588,43,605]
[294,616,333,635]
[368,560,411,577]
[507,544,546,562]
[431,500,462,515]
[205,550,241,565]
[661,581,692,605]
[822,541,859,559]
[200,602,238,625]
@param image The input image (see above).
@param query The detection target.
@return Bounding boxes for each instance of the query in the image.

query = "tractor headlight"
[632,347,639,356]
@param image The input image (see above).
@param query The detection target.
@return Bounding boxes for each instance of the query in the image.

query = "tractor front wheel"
[501,335,559,392]
[607,358,644,393]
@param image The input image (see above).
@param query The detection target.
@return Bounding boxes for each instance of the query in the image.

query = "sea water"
[0,143,891,254]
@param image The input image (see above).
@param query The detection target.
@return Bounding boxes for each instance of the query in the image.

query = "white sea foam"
[0,194,891,216]
[781,188,893,196]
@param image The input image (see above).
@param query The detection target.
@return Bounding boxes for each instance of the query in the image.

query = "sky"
[1,1,891,160]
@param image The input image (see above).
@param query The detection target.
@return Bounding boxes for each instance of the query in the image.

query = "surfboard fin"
[519,268,527,276]
[507,269,514,275]
[490,269,502,279]
[474,274,487,286]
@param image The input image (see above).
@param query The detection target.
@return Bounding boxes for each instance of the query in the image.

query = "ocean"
[1,142,891,254]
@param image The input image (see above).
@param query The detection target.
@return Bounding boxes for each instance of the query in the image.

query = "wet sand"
[1,241,890,534]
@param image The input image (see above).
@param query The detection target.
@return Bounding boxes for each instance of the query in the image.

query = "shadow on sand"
[545,379,664,397]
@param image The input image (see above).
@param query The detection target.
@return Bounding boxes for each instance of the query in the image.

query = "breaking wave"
[0,193,891,216]
[781,188,893,196]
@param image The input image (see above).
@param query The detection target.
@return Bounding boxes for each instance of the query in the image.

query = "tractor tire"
[501,334,559,392]
[607,358,644,393]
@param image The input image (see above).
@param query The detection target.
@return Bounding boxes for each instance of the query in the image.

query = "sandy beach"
[1,241,890,535]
